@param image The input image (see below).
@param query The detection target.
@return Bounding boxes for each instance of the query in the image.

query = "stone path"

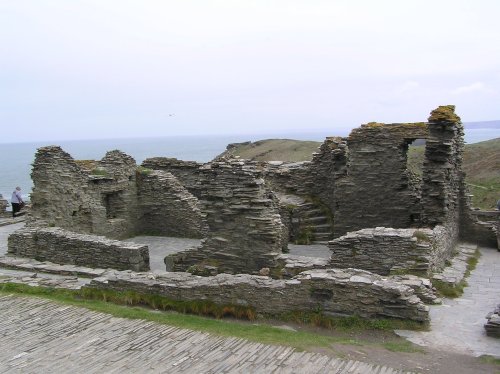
[0,295,411,374]
[0,222,24,255]
[397,247,500,357]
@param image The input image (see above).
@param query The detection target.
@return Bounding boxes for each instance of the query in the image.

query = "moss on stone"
[428,105,461,123]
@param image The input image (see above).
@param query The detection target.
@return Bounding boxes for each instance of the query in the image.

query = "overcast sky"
[1,0,499,143]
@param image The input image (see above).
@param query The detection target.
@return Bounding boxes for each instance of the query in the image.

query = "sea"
[0,126,498,206]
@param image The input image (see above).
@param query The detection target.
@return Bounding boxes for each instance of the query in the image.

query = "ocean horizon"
[0,127,498,204]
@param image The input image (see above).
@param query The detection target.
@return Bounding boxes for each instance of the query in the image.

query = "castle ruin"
[6,105,498,323]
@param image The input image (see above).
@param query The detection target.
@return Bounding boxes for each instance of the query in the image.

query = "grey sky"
[1,0,499,143]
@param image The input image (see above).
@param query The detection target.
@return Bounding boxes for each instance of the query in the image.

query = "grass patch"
[280,311,427,332]
[479,355,500,366]
[432,279,466,298]
[383,341,425,353]
[433,248,481,298]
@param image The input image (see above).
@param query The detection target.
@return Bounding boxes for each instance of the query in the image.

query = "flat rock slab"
[0,295,412,374]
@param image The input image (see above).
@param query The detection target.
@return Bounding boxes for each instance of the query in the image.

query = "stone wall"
[165,159,288,275]
[0,194,8,215]
[85,268,429,322]
[142,158,202,196]
[329,226,457,276]
[29,146,206,240]
[137,170,207,238]
[333,122,428,237]
[420,106,465,251]
[30,146,97,234]
[8,227,150,271]
[329,228,434,275]
[459,193,499,248]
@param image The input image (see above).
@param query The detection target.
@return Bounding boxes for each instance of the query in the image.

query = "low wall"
[329,227,440,276]
[85,268,429,322]
[7,227,150,272]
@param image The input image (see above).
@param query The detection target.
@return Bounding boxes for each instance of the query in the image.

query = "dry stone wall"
[29,146,206,240]
[8,227,150,271]
[165,159,288,274]
[137,170,207,238]
[333,122,428,237]
[142,158,202,197]
[329,228,435,275]
[86,268,429,322]
[30,146,97,234]
[0,195,8,215]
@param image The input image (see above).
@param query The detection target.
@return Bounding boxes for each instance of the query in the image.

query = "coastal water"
[0,131,331,203]
[0,127,497,205]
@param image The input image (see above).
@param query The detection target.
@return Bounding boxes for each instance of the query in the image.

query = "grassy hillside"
[462,138,500,209]
[223,139,322,162]
[224,137,500,209]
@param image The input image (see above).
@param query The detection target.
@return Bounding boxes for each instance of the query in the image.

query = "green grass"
[479,355,500,366]
[433,249,481,298]
[224,139,321,162]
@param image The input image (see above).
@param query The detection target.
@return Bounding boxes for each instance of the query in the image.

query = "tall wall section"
[137,170,207,238]
[165,159,288,274]
[29,147,205,240]
[333,122,428,237]
[420,106,465,254]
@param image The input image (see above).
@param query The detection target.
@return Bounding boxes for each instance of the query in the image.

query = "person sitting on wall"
[11,186,24,218]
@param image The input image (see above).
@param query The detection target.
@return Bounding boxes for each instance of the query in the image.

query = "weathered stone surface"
[141,157,202,196]
[137,170,207,238]
[276,254,330,278]
[165,158,287,274]
[29,147,205,241]
[7,227,150,272]
[334,122,428,237]
[329,227,435,275]
[86,268,429,322]
[485,304,500,338]
[0,194,8,216]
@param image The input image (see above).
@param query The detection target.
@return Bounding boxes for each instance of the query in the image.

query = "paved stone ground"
[0,295,411,374]
[0,222,24,255]
[397,247,500,358]
[124,236,203,272]
[125,236,332,271]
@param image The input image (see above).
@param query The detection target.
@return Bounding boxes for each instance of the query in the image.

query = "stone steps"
[296,203,334,243]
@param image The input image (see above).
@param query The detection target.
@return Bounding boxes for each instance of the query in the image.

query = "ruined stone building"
[6,105,497,322]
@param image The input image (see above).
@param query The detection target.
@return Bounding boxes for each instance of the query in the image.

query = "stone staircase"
[294,202,334,244]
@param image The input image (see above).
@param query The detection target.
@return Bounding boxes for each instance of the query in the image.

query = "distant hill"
[219,139,322,162]
[221,137,500,209]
